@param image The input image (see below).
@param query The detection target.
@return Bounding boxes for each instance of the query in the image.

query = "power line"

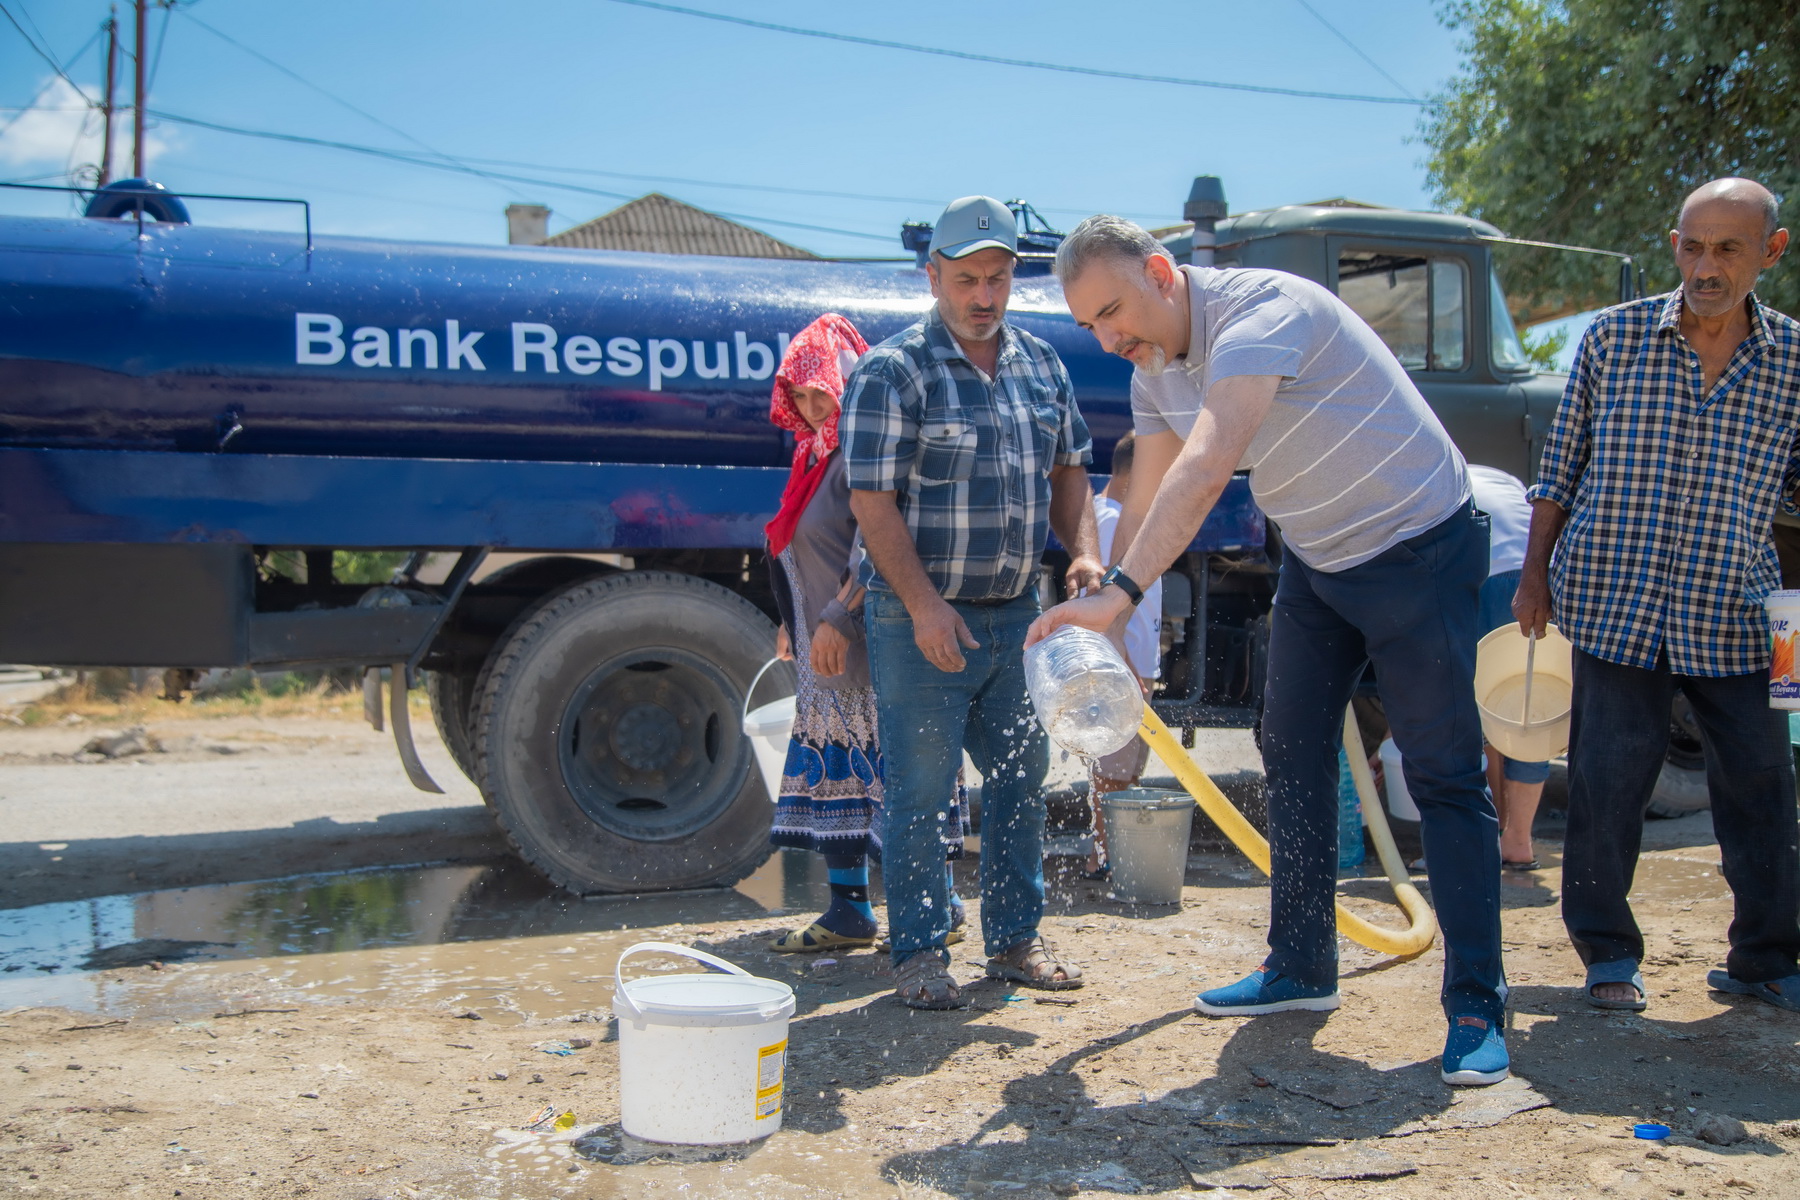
[175,9,522,195]
[0,1,96,105]
[148,109,627,191]
[145,109,897,243]
[147,0,174,92]
[1292,0,1416,101]
[437,154,1174,223]
[0,24,104,146]
[603,0,1425,106]
[155,157,507,218]
[8,0,58,66]
[465,158,949,209]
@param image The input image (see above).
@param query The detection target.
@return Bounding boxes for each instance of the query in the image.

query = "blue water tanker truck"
[0,175,1656,895]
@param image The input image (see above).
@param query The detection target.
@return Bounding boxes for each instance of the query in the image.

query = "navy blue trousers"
[1563,648,1800,983]
[1261,501,1506,1022]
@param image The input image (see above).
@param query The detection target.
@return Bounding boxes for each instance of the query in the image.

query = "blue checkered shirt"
[840,308,1091,601]
[1528,291,1800,676]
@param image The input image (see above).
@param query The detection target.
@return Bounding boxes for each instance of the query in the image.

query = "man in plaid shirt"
[1516,177,1800,1013]
[841,196,1102,1010]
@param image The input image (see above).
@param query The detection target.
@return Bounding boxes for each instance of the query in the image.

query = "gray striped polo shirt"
[1133,265,1469,572]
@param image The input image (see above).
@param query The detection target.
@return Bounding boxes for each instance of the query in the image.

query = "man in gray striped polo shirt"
[1029,215,1509,1087]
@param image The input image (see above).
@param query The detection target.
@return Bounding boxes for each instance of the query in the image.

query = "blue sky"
[3,0,1463,256]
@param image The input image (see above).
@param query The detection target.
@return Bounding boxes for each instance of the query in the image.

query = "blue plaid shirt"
[840,308,1092,601]
[1529,291,1800,675]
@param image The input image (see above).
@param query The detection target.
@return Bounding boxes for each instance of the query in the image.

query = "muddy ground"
[1,707,1797,1199]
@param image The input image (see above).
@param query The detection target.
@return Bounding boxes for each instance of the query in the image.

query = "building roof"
[540,192,817,259]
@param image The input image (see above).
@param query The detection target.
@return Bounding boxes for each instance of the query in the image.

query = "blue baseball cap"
[927,196,1017,260]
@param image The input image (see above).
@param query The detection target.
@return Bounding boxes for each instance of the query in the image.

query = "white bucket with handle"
[741,657,795,803]
[1475,623,1574,761]
[612,942,796,1145]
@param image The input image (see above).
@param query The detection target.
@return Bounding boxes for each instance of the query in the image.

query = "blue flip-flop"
[1585,960,1647,1011]
[1707,969,1800,1013]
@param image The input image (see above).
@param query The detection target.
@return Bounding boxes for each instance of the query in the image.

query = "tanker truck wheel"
[429,557,622,791]
[473,571,780,893]
[1647,693,1711,819]
[427,670,480,784]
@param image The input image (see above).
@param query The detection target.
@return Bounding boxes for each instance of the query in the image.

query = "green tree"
[1424,0,1800,320]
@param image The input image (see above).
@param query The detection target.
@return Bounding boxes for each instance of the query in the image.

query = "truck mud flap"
[371,662,443,795]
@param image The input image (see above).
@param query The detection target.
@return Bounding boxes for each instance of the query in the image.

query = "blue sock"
[946,863,965,926]
[818,853,877,938]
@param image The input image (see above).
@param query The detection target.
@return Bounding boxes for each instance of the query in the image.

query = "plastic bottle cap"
[1632,1122,1670,1140]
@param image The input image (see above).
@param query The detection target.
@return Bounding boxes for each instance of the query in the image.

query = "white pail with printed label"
[1763,591,1800,709]
[612,942,795,1145]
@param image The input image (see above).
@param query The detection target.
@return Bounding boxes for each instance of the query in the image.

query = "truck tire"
[1647,762,1710,818]
[473,570,780,893]
[1647,693,1710,819]
[427,670,479,783]
[428,557,623,789]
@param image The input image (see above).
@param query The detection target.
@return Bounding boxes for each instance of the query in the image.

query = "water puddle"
[0,849,834,1017]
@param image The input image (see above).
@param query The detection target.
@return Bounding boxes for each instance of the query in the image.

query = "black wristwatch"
[1099,564,1144,607]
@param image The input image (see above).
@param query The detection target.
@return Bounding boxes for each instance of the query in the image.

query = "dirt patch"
[3,847,1796,1199]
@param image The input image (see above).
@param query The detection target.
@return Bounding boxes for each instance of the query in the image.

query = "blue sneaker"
[1195,966,1340,1016]
[1441,1013,1509,1086]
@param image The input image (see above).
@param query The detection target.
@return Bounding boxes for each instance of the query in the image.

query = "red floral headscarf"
[764,313,868,555]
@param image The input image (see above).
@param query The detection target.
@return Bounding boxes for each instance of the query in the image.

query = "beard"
[1117,337,1168,376]
[943,305,1002,343]
[1682,277,1743,319]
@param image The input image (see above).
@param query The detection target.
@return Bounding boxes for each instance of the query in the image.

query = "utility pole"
[99,8,118,185]
[132,0,146,179]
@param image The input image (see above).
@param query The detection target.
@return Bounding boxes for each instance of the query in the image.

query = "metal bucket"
[1101,787,1196,905]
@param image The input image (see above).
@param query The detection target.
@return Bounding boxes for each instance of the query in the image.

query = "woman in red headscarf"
[764,313,968,952]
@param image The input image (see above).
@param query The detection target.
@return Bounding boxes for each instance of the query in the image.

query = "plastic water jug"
[1024,625,1143,757]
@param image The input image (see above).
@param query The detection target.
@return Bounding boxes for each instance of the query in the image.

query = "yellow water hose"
[1138,705,1438,958]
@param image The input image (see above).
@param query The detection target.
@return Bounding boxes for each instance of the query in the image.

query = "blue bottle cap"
[1633,1122,1671,1140]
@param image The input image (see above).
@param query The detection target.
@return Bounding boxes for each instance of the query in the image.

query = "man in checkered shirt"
[1515,177,1800,1014]
[840,196,1103,1010]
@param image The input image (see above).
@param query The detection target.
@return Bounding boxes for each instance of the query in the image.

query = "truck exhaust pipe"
[1184,176,1228,267]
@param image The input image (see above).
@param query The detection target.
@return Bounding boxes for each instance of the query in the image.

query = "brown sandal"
[894,953,964,1009]
[986,936,1084,990]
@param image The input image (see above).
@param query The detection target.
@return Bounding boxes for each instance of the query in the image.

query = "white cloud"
[0,77,174,176]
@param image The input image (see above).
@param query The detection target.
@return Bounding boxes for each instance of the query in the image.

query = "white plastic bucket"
[1378,738,1420,822]
[741,658,796,802]
[612,941,796,1145]
[1764,590,1800,709]
[1474,624,1573,760]
[1101,788,1196,905]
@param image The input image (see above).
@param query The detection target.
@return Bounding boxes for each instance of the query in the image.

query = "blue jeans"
[865,590,1048,964]
[1563,648,1800,982]
[1262,501,1507,1022]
